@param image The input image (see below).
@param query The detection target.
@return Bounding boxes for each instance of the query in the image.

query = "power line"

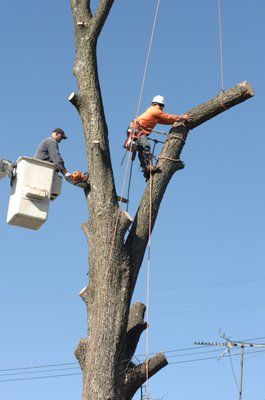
[0,362,77,373]
[195,331,265,400]
[169,348,265,365]
[1,337,264,374]
[135,277,265,293]
[0,348,265,383]
[168,302,265,315]
[0,366,79,378]
[0,372,81,383]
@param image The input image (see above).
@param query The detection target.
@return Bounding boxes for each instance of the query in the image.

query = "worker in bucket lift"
[34,128,71,177]
[126,95,194,179]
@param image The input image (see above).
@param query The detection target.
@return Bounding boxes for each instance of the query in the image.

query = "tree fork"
[126,81,254,290]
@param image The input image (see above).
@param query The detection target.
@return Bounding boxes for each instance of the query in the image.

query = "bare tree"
[69,1,254,399]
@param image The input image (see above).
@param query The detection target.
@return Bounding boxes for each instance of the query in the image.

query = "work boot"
[143,165,160,180]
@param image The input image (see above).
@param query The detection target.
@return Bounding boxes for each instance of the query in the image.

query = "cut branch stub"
[125,352,168,400]
[75,337,89,372]
[68,91,80,111]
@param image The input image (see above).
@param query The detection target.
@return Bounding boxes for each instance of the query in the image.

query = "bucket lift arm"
[0,159,15,180]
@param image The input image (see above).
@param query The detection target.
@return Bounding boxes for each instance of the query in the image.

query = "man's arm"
[46,140,67,175]
[156,109,193,124]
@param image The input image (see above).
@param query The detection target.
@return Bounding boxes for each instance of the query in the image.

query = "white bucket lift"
[7,157,62,230]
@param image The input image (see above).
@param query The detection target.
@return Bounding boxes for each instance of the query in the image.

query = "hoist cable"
[218,0,225,92]
[136,0,161,118]
[145,164,153,399]
[126,155,134,212]
[126,0,161,214]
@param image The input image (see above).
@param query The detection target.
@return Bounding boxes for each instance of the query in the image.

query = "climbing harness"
[123,121,147,160]
[121,126,167,168]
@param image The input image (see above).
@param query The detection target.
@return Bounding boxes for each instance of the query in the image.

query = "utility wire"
[135,277,265,293]
[228,350,240,391]
[1,349,265,383]
[0,362,77,373]
[169,348,265,365]
[0,366,79,377]
[1,344,265,378]
[0,372,81,383]
[1,338,265,374]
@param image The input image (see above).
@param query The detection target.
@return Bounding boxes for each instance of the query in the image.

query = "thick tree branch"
[125,81,254,290]
[126,303,147,361]
[125,353,168,400]
[93,0,115,37]
[187,81,254,130]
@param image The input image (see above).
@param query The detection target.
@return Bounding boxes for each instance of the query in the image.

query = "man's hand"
[182,113,194,123]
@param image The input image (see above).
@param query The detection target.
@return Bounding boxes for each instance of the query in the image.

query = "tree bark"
[69,2,255,399]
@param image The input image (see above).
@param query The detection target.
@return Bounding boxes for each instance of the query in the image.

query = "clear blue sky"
[0,1,264,399]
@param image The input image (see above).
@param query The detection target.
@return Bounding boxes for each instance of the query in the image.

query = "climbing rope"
[145,173,152,398]
[135,3,161,396]
[126,154,134,212]
[125,0,161,211]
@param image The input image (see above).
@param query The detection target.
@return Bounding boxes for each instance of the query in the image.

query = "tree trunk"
[69,2,255,399]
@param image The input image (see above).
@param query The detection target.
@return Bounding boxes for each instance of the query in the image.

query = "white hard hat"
[152,95,165,105]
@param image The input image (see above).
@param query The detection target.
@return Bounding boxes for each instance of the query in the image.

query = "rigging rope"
[134,3,161,397]
[145,165,153,399]
[136,0,161,118]
[126,0,161,211]
[218,0,225,92]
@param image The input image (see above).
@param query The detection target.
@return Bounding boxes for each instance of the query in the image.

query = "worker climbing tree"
[66,1,255,400]
[125,95,193,180]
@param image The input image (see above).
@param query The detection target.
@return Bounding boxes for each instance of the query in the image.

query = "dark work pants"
[138,135,151,171]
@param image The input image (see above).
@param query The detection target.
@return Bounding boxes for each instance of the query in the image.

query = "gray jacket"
[34,137,66,174]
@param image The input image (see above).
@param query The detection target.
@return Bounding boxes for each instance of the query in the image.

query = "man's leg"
[137,135,160,179]
[138,135,151,172]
